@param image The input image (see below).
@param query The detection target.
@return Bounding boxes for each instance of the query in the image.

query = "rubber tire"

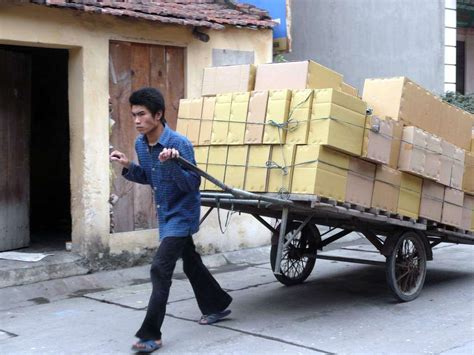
[270,222,318,286]
[386,231,427,302]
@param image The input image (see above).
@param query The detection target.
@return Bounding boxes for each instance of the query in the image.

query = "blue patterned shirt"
[122,124,201,239]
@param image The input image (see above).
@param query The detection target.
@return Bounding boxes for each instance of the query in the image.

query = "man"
[110,87,232,353]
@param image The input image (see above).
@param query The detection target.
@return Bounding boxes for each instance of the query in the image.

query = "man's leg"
[182,236,232,316]
[135,237,187,341]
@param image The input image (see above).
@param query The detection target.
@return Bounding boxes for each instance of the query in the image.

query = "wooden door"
[109,41,185,233]
[0,49,31,251]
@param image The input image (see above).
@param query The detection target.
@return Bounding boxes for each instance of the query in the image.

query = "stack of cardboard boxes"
[176,60,474,231]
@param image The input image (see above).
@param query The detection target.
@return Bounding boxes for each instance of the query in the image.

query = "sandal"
[198,309,232,325]
[131,339,162,353]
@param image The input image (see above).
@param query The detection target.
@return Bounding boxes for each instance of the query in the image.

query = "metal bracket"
[273,211,313,275]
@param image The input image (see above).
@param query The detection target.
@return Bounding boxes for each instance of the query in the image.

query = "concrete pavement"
[1,242,473,354]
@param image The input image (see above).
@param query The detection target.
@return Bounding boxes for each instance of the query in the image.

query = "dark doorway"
[456,41,466,94]
[0,45,71,250]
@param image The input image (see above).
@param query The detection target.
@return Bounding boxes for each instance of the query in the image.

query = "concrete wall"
[0,3,273,259]
[285,0,445,95]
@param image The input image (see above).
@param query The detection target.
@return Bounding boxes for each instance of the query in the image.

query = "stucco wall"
[0,3,273,258]
[285,0,445,95]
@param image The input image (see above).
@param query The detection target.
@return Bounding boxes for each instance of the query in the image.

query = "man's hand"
[159,148,179,163]
[110,150,131,168]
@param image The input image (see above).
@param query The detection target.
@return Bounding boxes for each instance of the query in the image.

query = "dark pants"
[135,236,232,340]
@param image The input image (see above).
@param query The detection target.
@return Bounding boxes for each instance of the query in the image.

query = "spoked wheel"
[270,222,318,286]
[386,231,427,302]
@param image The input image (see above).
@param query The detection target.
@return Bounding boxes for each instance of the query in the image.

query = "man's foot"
[131,339,162,353]
[198,309,232,325]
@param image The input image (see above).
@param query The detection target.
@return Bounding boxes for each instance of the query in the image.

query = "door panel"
[0,49,31,251]
[109,41,185,233]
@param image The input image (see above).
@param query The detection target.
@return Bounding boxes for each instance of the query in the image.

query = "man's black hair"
[129,87,166,125]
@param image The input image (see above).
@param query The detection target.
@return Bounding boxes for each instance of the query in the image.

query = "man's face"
[131,105,162,135]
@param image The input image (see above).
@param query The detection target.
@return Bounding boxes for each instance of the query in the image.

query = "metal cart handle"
[174,156,294,206]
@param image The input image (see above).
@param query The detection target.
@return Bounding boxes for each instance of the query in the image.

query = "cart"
[177,156,474,302]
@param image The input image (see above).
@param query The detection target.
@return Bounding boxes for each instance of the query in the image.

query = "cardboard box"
[463,152,474,194]
[177,98,204,119]
[345,157,376,208]
[450,147,465,190]
[362,115,393,165]
[244,145,271,192]
[263,90,291,144]
[341,82,358,97]
[308,102,365,156]
[211,94,232,145]
[363,76,473,150]
[425,134,442,181]
[398,173,422,219]
[204,146,228,190]
[245,91,268,144]
[372,165,401,213]
[228,92,250,145]
[267,145,297,193]
[224,145,249,189]
[389,118,404,169]
[255,60,343,91]
[202,64,256,96]
[176,98,204,145]
[194,146,209,178]
[419,180,444,222]
[286,89,313,144]
[461,194,474,231]
[198,97,216,146]
[313,89,367,115]
[398,126,427,178]
[439,140,455,186]
[471,132,474,153]
[292,144,350,201]
[442,187,464,228]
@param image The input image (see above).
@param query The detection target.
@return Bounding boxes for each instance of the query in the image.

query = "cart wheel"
[270,222,318,286]
[386,231,427,302]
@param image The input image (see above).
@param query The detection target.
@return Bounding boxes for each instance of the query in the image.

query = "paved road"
[1,243,473,354]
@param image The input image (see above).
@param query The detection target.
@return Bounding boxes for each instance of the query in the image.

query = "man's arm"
[160,143,201,192]
[110,150,149,185]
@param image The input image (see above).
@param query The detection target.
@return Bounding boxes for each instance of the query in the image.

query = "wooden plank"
[131,43,156,230]
[150,46,167,101]
[109,41,135,233]
[164,46,185,131]
[0,49,30,251]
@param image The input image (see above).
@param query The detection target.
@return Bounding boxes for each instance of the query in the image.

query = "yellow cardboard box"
[286,89,313,144]
[211,94,232,145]
[244,145,271,192]
[398,126,428,178]
[372,165,401,213]
[176,98,204,145]
[398,172,422,219]
[204,146,228,190]
[292,144,349,201]
[267,145,297,193]
[245,91,268,144]
[199,97,216,146]
[228,92,250,145]
[341,82,358,97]
[255,60,343,91]
[313,88,367,115]
[308,102,365,156]
[224,145,249,189]
[194,146,209,190]
[263,90,291,144]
